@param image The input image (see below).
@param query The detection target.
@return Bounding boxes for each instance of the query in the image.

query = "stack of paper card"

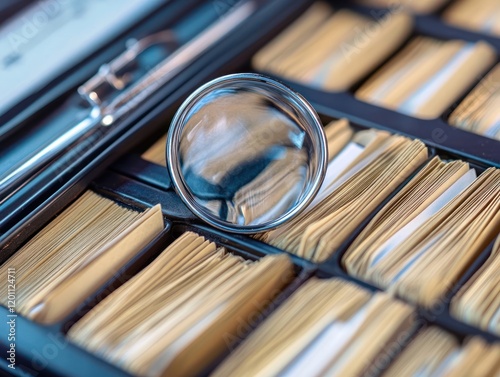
[252,2,412,91]
[0,191,163,324]
[384,327,458,377]
[355,36,496,118]
[443,0,500,36]
[142,134,168,166]
[449,64,500,140]
[213,278,414,377]
[451,235,500,335]
[357,0,448,13]
[68,231,294,377]
[343,159,500,307]
[384,327,500,376]
[258,119,428,262]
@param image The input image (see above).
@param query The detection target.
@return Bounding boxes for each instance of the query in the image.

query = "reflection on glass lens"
[180,89,311,225]
[168,74,327,233]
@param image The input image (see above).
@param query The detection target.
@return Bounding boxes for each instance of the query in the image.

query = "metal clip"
[80,1,254,127]
[78,30,178,117]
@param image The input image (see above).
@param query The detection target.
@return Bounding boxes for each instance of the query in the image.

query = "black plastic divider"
[415,14,500,50]
[315,262,382,293]
[423,310,500,343]
[174,223,316,272]
[343,1,500,50]
[0,308,132,377]
[91,171,196,222]
[112,155,171,191]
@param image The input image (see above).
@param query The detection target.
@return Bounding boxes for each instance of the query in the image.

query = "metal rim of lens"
[166,73,327,234]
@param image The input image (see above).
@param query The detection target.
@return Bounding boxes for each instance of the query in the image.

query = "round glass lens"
[167,73,327,233]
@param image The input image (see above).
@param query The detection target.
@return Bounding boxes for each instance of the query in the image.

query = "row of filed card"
[141,117,500,337]
[213,278,500,377]
[0,194,297,376]
[1,190,498,377]
[252,2,499,139]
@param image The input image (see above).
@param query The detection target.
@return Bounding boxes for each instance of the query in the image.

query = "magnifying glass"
[167,73,328,233]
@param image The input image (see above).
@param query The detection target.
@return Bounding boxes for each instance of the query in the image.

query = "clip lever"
[78,30,178,115]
